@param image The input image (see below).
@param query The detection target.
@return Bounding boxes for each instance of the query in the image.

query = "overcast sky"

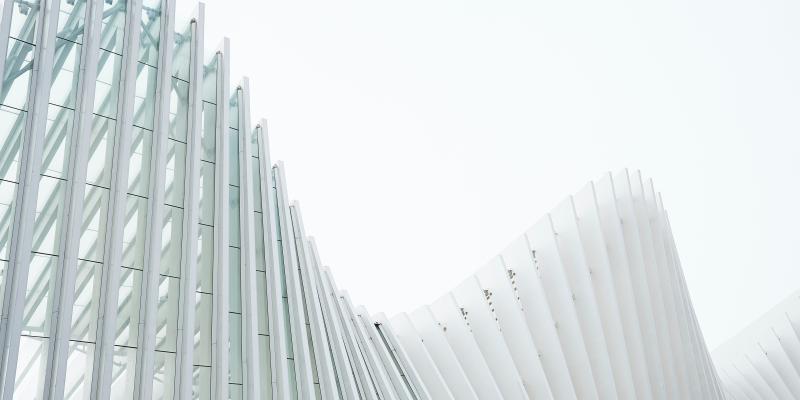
[177,0,799,349]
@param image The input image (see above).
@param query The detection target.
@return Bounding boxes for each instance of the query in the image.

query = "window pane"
[194,292,212,366]
[252,158,262,212]
[115,267,142,347]
[155,276,179,352]
[110,346,136,400]
[228,129,239,185]
[259,335,272,399]
[32,176,64,255]
[49,39,81,108]
[127,127,152,197]
[229,247,241,313]
[254,213,265,271]
[139,0,162,66]
[65,341,94,400]
[256,271,268,334]
[78,185,108,263]
[198,161,214,226]
[202,57,217,103]
[153,351,176,400]
[228,94,239,130]
[228,384,242,400]
[100,0,127,54]
[9,0,41,44]
[122,195,147,270]
[229,186,240,247]
[165,139,186,207]
[57,0,87,44]
[2,38,35,110]
[172,28,191,81]
[200,102,216,162]
[228,313,243,384]
[22,253,56,336]
[0,106,26,182]
[13,336,48,399]
[160,206,182,277]
[133,63,157,130]
[87,115,116,187]
[42,104,73,179]
[196,224,213,293]
[192,366,211,400]
[94,50,122,118]
[0,181,18,260]
[169,78,189,142]
[71,260,101,342]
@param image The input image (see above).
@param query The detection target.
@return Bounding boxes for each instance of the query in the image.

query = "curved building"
[0,0,726,399]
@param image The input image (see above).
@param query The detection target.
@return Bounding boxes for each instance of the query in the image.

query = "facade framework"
[0,0,730,399]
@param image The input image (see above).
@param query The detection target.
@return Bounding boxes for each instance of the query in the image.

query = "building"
[0,0,727,399]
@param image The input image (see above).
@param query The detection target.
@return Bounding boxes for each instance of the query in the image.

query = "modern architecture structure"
[0,0,746,399]
[713,290,800,399]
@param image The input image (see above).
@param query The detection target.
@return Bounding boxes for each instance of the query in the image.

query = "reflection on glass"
[13,336,48,399]
[100,0,127,54]
[194,292,212,366]
[57,0,88,44]
[0,181,18,260]
[161,206,183,277]
[122,195,147,270]
[153,351,176,400]
[198,161,214,226]
[32,176,64,255]
[110,346,137,400]
[64,341,94,400]
[128,127,152,197]
[165,139,186,207]
[172,27,191,81]
[71,260,101,341]
[94,50,122,118]
[228,313,243,384]
[257,271,268,334]
[22,253,57,336]
[78,185,109,263]
[9,0,40,44]
[87,115,116,187]
[192,366,211,400]
[133,63,157,130]
[50,39,82,108]
[169,78,189,142]
[229,129,239,185]
[200,102,216,162]
[139,0,162,66]
[42,104,74,179]
[0,106,26,182]
[196,224,213,293]
[2,38,35,110]
[115,267,142,347]
[229,186,240,247]
[229,247,241,313]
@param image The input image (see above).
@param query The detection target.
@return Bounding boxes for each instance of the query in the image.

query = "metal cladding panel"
[0,0,732,397]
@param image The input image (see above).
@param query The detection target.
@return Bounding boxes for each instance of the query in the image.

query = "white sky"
[177,0,800,349]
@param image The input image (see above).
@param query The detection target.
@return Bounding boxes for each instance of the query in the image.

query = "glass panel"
[100,0,127,54]
[57,0,87,44]
[122,195,147,270]
[127,127,152,197]
[202,57,217,103]
[228,129,239,186]
[2,38,35,110]
[250,127,259,157]
[160,206,182,277]
[172,28,191,81]
[50,39,82,108]
[194,292,212,366]
[64,341,94,400]
[94,50,122,118]
[198,161,214,226]
[13,336,48,399]
[192,366,211,400]
[228,94,239,130]
[155,275,179,352]
[256,271,268,334]
[229,186,240,247]
[110,346,137,400]
[0,106,26,182]
[78,185,109,262]
[87,115,116,187]
[228,384,242,400]
[228,313,243,384]
[71,260,101,341]
[139,0,162,66]
[32,176,64,255]
[196,224,213,293]
[164,139,186,207]
[153,351,176,400]
[42,104,73,179]
[133,63,157,130]
[252,158,263,212]
[115,267,142,347]
[9,0,41,44]
[229,247,241,313]
[200,102,216,162]
[259,335,272,398]
[254,213,265,271]
[21,253,56,336]
[169,78,189,142]
[0,181,18,260]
